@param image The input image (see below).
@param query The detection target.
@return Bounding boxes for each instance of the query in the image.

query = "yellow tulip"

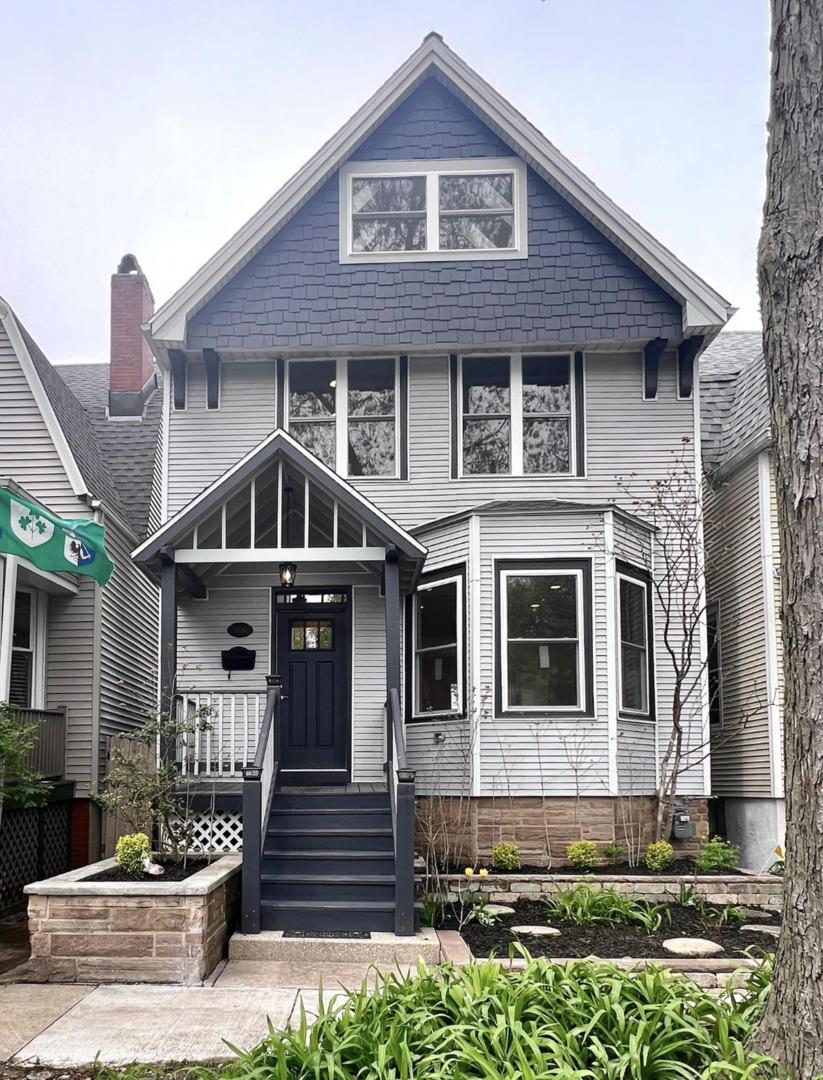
[479,868,489,878]
[464,867,474,877]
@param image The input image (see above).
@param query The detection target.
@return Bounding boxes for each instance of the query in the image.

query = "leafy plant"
[419,892,445,928]
[205,954,776,1080]
[0,703,51,835]
[93,703,214,862]
[603,842,628,862]
[463,899,500,928]
[491,841,521,871]
[696,834,741,873]
[545,882,671,932]
[115,832,152,877]
[646,839,676,872]
[769,859,785,876]
[676,882,745,930]
[566,839,599,871]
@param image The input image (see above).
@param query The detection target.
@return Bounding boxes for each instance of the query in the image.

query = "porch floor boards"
[177,781,387,797]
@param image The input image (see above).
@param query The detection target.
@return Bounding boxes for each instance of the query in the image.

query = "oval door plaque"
[227,622,254,638]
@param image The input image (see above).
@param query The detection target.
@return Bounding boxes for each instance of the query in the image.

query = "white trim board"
[147,35,732,351]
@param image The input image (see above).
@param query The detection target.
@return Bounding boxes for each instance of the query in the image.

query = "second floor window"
[287,358,401,478]
[460,355,575,476]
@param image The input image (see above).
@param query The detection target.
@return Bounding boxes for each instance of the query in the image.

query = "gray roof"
[413,498,655,535]
[58,363,162,540]
[700,331,769,475]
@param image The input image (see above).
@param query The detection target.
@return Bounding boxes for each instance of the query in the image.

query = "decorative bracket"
[643,338,668,400]
[678,336,704,399]
[203,348,221,410]
[168,350,187,410]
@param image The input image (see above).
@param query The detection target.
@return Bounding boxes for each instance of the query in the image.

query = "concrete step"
[229,927,442,966]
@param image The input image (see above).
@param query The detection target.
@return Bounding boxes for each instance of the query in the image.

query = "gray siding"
[613,515,653,570]
[98,521,159,745]
[617,721,657,794]
[351,586,386,782]
[167,360,276,515]
[706,456,772,796]
[178,588,271,694]
[409,720,473,796]
[187,79,681,352]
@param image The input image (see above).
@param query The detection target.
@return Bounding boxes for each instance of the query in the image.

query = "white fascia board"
[0,298,88,498]
[148,37,731,350]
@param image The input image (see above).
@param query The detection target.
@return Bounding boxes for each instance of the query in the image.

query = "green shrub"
[566,840,599,871]
[209,954,775,1080]
[546,882,670,931]
[603,842,628,862]
[491,841,521,871]
[646,840,675,872]
[696,835,741,873]
[419,892,445,928]
[115,832,152,877]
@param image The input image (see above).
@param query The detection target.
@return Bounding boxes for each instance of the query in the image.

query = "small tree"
[0,702,51,835]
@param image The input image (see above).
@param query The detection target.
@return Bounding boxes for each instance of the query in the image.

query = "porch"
[133,430,426,935]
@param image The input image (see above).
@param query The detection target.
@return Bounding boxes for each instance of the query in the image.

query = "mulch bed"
[86,858,210,883]
[441,900,781,959]
[447,860,743,877]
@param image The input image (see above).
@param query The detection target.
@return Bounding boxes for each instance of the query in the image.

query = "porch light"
[279,563,298,588]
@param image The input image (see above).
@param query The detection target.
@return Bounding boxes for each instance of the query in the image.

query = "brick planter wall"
[439,871,783,909]
[25,855,240,984]
[416,796,710,866]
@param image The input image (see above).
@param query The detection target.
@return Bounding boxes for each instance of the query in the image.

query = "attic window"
[340,158,527,263]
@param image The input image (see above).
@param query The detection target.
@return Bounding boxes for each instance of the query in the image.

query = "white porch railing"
[175,693,264,777]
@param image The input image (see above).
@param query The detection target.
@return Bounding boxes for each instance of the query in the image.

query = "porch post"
[0,555,18,702]
[384,548,401,762]
[159,549,178,762]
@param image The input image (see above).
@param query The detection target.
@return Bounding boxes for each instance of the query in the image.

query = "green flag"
[0,488,114,586]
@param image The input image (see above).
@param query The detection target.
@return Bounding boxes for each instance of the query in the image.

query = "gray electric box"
[672,802,694,840]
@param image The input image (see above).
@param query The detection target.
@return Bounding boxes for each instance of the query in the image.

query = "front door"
[275,594,349,784]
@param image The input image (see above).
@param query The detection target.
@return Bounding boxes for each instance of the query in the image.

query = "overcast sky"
[1,0,769,364]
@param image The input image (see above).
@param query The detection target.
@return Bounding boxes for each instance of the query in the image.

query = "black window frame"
[616,561,656,721]
[494,558,594,719]
[404,563,467,723]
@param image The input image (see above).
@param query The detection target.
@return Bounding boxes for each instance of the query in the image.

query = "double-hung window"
[9,588,45,709]
[340,159,527,261]
[498,563,591,715]
[412,573,464,717]
[618,572,652,717]
[460,355,576,476]
[287,358,402,477]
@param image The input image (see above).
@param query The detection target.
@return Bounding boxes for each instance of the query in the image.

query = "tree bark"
[752,3,823,1075]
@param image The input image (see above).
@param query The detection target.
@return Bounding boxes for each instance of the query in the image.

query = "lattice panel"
[41,803,71,879]
[168,811,243,853]
[0,799,72,915]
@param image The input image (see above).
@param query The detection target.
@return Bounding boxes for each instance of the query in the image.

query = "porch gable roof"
[132,427,427,566]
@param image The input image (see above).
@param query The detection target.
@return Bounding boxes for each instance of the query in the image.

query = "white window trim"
[285,357,402,479]
[500,567,585,713]
[10,586,47,710]
[616,572,651,718]
[458,353,575,478]
[339,158,528,264]
[412,573,464,719]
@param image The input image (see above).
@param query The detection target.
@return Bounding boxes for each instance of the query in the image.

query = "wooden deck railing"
[14,707,66,779]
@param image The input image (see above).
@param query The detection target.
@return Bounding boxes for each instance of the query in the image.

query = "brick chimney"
[109,254,156,417]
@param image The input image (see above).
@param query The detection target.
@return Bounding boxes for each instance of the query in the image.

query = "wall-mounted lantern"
[279,563,297,588]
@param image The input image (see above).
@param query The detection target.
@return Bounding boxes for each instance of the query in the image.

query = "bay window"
[618,572,651,716]
[498,562,591,715]
[9,587,45,709]
[340,158,527,261]
[459,354,577,476]
[412,573,464,718]
[286,358,403,478]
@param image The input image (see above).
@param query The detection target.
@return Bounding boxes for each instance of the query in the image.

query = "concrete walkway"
[2,961,411,1066]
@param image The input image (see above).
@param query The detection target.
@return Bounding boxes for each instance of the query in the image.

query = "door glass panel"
[290,620,334,650]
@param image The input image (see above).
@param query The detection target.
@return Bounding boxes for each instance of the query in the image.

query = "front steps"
[229,928,441,966]
[260,787,418,933]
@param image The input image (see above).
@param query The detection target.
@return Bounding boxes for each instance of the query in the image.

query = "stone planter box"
[24,854,241,985]
[440,871,783,909]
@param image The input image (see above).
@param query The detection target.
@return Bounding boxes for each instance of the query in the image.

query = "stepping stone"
[741,924,780,938]
[510,925,560,937]
[484,904,516,916]
[737,907,773,921]
[663,937,725,958]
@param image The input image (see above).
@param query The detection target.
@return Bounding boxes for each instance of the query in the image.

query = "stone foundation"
[416,795,710,867]
[24,855,240,984]
[439,871,783,909]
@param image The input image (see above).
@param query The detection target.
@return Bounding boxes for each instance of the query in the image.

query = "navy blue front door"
[276,605,349,782]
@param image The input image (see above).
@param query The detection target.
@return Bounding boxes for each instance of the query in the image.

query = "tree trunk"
[752,3,823,1075]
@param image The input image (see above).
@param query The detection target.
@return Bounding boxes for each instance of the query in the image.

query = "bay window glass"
[502,571,582,710]
[414,576,462,716]
[619,576,649,715]
[462,357,511,474]
[351,176,427,253]
[439,174,514,250]
[347,359,396,476]
[288,360,336,468]
[460,355,573,476]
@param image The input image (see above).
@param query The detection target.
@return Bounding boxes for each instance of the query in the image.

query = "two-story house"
[132,34,733,934]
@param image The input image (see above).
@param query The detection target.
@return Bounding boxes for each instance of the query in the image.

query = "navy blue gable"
[187,80,682,351]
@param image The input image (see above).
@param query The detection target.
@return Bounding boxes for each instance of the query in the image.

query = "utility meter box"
[672,802,694,840]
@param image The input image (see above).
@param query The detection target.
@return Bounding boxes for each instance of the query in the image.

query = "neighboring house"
[0,259,161,877]
[701,331,784,871]
[131,34,733,934]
